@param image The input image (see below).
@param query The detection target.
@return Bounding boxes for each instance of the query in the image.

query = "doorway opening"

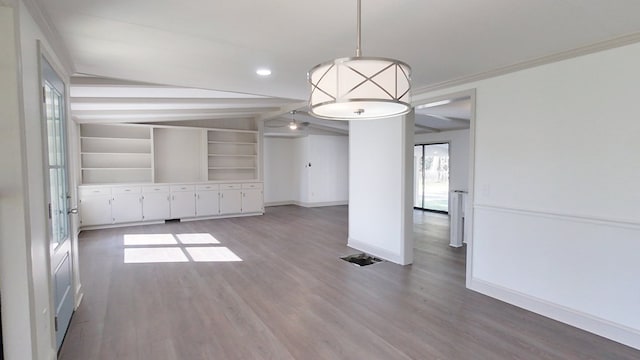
[414,143,450,213]
[411,90,474,284]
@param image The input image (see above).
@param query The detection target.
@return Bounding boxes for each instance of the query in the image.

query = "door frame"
[411,88,476,288]
[37,42,82,351]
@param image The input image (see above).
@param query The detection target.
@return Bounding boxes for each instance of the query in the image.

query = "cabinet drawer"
[196,184,220,191]
[112,186,141,195]
[79,186,111,197]
[142,185,170,193]
[170,184,195,192]
[242,183,263,190]
[220,184,241,190]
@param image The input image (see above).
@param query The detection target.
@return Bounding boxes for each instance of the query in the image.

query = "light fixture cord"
[356,0,362,57]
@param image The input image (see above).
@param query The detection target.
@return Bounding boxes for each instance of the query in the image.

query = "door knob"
[68,208,78,215]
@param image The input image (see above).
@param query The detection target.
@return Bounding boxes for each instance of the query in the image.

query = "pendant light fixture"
[308,0,412,120]
[288,110,299,130]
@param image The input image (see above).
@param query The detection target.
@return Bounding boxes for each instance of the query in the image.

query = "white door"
[242,189,263,213]
[142,192,171,221]
[42,57,74,350]
[112,193,143,223]
[196,191,220,216]
[171,192,196,218]
[220,189,242,214]
[79,195,112,226]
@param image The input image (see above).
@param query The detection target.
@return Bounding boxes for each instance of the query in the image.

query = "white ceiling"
[39,0,640,133]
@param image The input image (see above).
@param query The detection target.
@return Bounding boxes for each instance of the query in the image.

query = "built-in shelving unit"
[79,123,260,184]
[80,124,153,184]
[207,129,258,181]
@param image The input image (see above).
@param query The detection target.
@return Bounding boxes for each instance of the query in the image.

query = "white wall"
[154,127,203,183]
[349,114,414,265]
[414,129,470,193]
[308,135,349,205]
[264,135,348,207]
[263,137,295,204]
[0,5,36,359]
[414,41,640,349]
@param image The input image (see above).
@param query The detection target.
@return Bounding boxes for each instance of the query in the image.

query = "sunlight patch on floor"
[122,233,241,264]
[124,233,177,246]
[176,233,220,245]
[185,247,242,262]
[124,247,188,264]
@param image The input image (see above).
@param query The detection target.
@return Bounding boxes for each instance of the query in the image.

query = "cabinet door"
[219,189,242,214]
[171,192,196,218]
[112,193,143,223]
[79,195,112,226]
[142,192,171,221]
[196,191,219,216]
[242,189,263,213]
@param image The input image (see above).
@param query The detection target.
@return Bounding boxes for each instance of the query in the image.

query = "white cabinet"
[242,189,263,213]
[142,186,170,221]
[111,186,143,223]
[170,185,196,219]
[79,182,263,228]
[219,183,263,214]
[196,184,220,216]
[79,186,113,226]
[220,184,242,214]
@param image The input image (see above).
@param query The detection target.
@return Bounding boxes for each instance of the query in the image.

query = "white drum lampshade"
[308,56,411,120]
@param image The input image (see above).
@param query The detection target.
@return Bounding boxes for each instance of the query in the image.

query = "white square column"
[348,112,414,265]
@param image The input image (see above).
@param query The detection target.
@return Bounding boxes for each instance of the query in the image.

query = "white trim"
[469,278,640,350]
[21,0,75,75]
[264,201,297,207]
[474,204,640,230]
[412,33,640,98]
[287,200,348,208]
[79,220,165,231]
[74,285,83,309]
[347,237,405,265]
[78,212,265,230]
[179,212,263,222]
[412,89,477,287]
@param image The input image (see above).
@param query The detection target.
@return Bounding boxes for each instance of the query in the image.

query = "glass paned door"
[42,57,74,350]
[45,82,70,245]
[414,143,450,212]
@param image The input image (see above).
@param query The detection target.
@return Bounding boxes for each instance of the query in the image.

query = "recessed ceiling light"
[256,68,272,76]
[416,99,452,109]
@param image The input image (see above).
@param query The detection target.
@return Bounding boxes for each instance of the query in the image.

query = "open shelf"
[80,124,153,184]
[206,129,258,181]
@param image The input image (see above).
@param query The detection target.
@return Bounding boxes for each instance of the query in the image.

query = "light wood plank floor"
[59,206,640,359]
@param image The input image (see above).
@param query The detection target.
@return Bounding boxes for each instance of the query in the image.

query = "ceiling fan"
[264,110,310,131]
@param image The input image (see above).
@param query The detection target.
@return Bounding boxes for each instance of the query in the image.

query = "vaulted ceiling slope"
[38,0,640,102]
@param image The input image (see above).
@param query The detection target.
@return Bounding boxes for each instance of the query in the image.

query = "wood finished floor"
[59,206,640,360]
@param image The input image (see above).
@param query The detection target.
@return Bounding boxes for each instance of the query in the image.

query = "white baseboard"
[347,237,405,265]
[79,212,264,231]
[469,278,640,350]
[297,200,348,208]
[180,212,263,222]
[266,200,348,208]
[74,284,84,309]
[264,201,296,207]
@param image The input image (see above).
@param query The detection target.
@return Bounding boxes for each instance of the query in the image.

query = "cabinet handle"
[197,194,200,199]
[172,195,174,201]
[221,193,224,198]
